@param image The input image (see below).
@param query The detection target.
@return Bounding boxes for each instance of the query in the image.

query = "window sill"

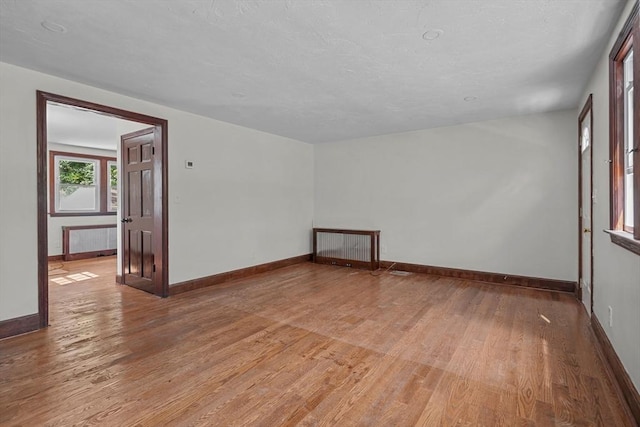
[604,230,640,256]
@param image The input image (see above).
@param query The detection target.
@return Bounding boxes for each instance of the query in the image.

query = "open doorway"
[46,102,148,314]
[37,91,169,328]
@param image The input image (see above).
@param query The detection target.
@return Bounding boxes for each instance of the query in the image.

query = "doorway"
[37,91,169,328]
[578,94,593,315]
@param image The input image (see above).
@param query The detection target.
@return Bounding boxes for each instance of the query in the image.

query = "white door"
[579,102,593,314]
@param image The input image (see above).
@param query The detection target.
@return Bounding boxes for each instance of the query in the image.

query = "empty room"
[0,0,639,426]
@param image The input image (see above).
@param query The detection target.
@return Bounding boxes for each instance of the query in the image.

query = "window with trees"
[108,160,118,211]
[49,151,118,216]
[609,3,639,253]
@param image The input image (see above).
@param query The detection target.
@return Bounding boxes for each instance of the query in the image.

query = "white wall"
[315,110,578,281]
[0,61,314,321]
[579,0,640,391]
[167,110,314,283]
[47,143,118,256]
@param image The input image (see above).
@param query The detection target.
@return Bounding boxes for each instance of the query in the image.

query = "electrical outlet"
[608,306,613,327]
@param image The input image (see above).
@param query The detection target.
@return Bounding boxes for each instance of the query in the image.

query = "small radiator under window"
[62,224,117,261]
[313,228,380,271]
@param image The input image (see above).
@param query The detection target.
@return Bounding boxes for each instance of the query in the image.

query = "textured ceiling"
[0,0,626,143]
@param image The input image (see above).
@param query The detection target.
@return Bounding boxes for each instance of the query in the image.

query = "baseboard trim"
[48,255,64,262]
[169,254,312,296]
[0,313,40,340]
[379,261,576,294]
[115,274,123,284]
[591,314,640,424]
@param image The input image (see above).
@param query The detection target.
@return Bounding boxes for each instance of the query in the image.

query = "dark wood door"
[121,127,160,295]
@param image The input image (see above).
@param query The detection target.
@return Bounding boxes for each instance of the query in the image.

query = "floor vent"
[390,271,412,276]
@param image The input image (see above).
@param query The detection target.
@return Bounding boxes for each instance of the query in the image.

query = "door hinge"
[152,146,155,155]
[153,264,156,272]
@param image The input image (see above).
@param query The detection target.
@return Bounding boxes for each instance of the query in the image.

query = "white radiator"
[63,224,117,261]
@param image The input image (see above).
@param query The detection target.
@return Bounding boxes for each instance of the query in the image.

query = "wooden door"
[121,127,160,295]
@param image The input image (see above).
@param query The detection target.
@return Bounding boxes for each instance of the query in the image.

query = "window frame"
[49,150,118,217]
[609,2,640,253]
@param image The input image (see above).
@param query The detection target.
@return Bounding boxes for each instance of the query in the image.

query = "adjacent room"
[46,102,149,285]
[0,0,638,425]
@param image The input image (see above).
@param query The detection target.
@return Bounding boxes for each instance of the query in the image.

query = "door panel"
[128,146,139,165]
[129,170,141,217]
[142,169,153,217]
[142,231,153,279]
[141,143,153,162]
[128,230,140,275]
[121,127,160,295]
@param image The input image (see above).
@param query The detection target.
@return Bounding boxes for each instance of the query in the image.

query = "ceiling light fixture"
[464,96,478,102]
[422,29,444,41]
[41,20,67,33]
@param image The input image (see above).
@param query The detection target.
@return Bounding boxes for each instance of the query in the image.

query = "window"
[108,160,118,211]
[609,3,640,252]
[49,151,118,216]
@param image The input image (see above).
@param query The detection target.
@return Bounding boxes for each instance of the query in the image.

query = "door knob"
[583,228,591,233]
[121,217,132,223]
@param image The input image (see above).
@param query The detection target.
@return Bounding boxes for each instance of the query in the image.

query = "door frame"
[577,94,594,314]
[36,91,169,328]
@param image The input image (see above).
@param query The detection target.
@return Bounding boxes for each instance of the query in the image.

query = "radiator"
[62,224,117,261]
[313,228,380,271]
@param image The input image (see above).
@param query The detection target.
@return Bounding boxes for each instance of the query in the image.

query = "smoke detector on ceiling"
[422,29,444,41]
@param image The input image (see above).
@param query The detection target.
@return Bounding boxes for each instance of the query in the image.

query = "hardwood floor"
[0,257,634,426]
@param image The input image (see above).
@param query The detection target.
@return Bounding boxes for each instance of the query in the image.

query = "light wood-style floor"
[0,257,634,426]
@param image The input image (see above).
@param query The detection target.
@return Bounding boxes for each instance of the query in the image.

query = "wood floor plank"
[0,257,634,426]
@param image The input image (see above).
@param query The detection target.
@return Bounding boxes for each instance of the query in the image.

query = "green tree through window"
[59,160,95,195]
[110,163,117,187]
[109,162,118,210]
